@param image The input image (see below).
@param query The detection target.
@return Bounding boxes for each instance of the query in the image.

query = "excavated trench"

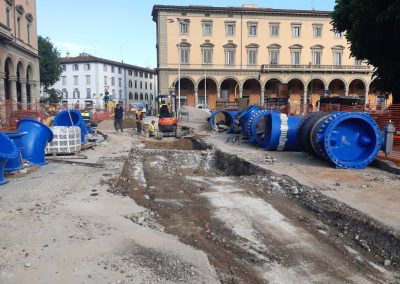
[114,138,400,283]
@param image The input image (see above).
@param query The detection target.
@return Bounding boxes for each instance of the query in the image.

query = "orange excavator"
[157,104,181,138]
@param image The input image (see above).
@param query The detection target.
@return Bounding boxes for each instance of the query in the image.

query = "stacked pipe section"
[263,112,382,169]
[53,110,87,144]
[0,133,18,185]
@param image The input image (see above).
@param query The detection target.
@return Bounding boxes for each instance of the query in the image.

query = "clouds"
[54,41,102,56]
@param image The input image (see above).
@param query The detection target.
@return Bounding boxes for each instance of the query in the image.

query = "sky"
[37,0,336,68]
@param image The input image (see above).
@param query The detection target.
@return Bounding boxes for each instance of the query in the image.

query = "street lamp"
[204,69,207,109]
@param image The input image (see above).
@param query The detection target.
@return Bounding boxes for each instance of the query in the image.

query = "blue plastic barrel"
[4,132,27,172]
[264,112,303,151]
[0,133,18,185]
[209,110,238,131]
[53,110,87,144]
[238,105,262,138]
[17,118,54,166]
[310,112,382,169]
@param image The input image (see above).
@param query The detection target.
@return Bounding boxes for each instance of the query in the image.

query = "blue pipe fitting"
[264,112,303,151]
[4,132,27,172]
[0,133,18,185]
[245,110,276,147]
[17,118,54,166]
[209,110,238,131]
[53,110,87,144]
[310,112,382,169]
[238,105,262,138]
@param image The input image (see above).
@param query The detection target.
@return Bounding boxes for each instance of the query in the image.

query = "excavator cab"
[157,104,181,138]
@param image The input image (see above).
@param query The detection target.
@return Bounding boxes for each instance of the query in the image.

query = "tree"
[42,88,62,104]
[38,36,63,90]
[331,0,400,103]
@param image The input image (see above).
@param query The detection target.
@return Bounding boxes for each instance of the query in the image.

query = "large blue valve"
[0,133,18,185]
[4,132,27,172]
[307,112,382,169]
[17,118,54,166]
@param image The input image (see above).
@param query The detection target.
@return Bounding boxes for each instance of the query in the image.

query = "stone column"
[260,89,265,106]
[20,78,27,110]
[303,90,308,115]
[9,76,18,110]
[0,73,5,122]
[194,88,198,108]
[364,87,369,106]
[0,72,5,101]
[217,87,221,99]
[34,80,41,109]
[345,86,349,97]
[239,88,243,99]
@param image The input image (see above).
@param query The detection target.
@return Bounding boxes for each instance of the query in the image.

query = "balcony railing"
[262,64,373,73]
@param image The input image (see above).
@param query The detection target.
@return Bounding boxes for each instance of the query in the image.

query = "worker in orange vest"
[135,107,144,135]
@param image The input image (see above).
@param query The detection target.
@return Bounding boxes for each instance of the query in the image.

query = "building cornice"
[59,55,156,74]
[152,5,332,22]
[6,40,39,59]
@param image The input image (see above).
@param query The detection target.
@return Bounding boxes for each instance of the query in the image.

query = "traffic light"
[103,91,110,103]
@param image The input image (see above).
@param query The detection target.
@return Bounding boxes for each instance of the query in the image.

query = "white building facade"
[52,53,157,111]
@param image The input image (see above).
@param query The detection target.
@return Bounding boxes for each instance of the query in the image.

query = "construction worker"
[147,120,156,137]
[135,107,144,134]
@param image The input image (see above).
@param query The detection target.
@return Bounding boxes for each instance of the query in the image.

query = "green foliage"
[43,88,62,104]
[331,0,400,103]
[38,36,63,90]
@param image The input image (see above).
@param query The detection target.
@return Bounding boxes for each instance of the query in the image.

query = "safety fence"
[0,100,114,131]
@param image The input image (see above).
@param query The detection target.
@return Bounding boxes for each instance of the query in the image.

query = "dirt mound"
[180,106,210,123]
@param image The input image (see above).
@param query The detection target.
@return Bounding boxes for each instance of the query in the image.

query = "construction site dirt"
[112,137,400,283]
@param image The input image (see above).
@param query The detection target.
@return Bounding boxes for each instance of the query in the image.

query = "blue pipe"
[245,110,276,147]
[53,110,87,144]
[209,110,238,131]
[0,133,18,185]
[238,105,262,138]
[4,132,27,172]
[310,112,382,169]
[264,112,303,151]
[17,118,54,166]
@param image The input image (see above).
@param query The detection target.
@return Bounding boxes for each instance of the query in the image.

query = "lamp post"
[178,42,181,113]
[204,69,207,109]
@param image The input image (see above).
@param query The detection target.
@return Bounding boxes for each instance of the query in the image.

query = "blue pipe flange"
[311,112,382,169]
[238,105,263,137]
[297,112,330,156]
[0,133,18,185]
[246,110,275,147]
[265,112,303,151]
